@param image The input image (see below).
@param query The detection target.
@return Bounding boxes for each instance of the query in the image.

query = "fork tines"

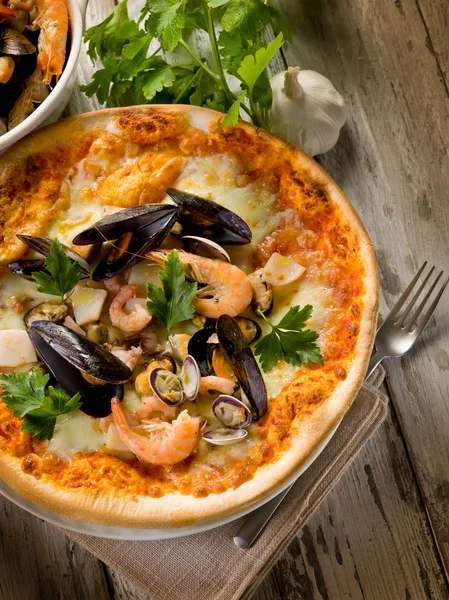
[387,262,448,335]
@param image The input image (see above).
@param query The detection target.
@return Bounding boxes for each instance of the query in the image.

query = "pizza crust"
[0,105,378,527]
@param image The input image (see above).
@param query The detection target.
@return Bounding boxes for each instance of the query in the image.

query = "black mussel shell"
[8,258,47,280]
[187,327,216,376]
[28,321,131,383]
[181,236,230,262]
[29,330,123,418]
[235,317,262,344]
[16,234,90,279]
[92,207,179,281]
[216,315,267,419]
[166,189,252,245]
[72,204,177,245]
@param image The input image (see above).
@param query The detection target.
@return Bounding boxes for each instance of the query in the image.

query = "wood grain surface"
[1,0,448,598]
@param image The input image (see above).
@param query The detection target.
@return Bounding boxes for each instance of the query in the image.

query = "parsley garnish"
[81,0,291,129]
[0,368,82,440]
[255,305,324,373]
[32,238,82,303]
[147,249,197,336]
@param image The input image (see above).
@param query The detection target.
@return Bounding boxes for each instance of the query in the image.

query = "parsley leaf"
[147,249,197,336]
[220,0,271,38]
[255,305,324,372]
[32,238,82,303]
[238,33,284,94]
[222,91,246,126]
[0,369,82,440]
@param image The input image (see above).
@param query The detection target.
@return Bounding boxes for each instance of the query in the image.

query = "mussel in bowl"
[166,189,252,245]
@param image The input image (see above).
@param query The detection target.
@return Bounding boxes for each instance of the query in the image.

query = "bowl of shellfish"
[0,0,85,152]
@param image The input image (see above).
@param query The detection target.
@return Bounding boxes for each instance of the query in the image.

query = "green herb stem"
[179,40,220,83]
[173,68,202,104]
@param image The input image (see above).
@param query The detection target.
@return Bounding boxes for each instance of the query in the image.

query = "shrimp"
[135,395,179,422]
[0,57,15,84]
[110,345,142,372]
[147,250,253,318]
[111,397,200,465]
[199,376,235,397]
[8,67,48,129]
[31,0,68,84]
[103,275,123,295]
[109,285,152,334]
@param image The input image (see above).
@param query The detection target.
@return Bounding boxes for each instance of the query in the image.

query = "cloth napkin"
[67,368,387,600]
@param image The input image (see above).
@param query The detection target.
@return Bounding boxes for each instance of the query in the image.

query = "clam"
[216,315,267,419]
[24,302,68,327]
[149,368,184,406]
[0,28,36,55]
[187,327,216,376]
[181,236,231,262]
[212,395,251,429]
[180,355,200,401]
[248,268,273,316]
[28,321,129,417]
[78,205,180,281]
[16,234,90,279]
[202,428,248,446]
[166,188,252,245]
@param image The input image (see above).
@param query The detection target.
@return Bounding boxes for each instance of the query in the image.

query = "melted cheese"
[49,411,106,458]
[0,276,57,329]
[171,154,288,247]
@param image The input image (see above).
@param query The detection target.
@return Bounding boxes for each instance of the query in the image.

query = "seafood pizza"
[0,106,378,527]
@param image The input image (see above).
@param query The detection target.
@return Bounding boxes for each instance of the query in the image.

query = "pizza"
[0,106,378,527]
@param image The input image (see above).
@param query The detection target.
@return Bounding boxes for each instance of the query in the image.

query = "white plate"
[0,422,339,540]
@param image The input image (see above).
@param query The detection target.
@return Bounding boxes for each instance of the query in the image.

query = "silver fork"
[233,262,448,549]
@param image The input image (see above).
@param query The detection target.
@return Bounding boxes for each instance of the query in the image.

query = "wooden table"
[1,0,449,598]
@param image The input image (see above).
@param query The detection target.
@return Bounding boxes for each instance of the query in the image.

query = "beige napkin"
[67,368,387,600]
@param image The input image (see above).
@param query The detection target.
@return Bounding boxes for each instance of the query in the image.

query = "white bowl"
[0,0,87,152]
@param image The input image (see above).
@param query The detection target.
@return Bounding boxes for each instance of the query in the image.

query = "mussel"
[181,236,231,262]
[28,321,131,417]
[8,258,47,280]
[73,204,180,281]
[216,315,267,419]
[187,327,216,376]
[0,28,36,55]
[24,302,68,327]
[248,269,273,316]
[212,395,251,429]
[166,189,252,245]
[16,234,90,279]
[202,428,248,446]
[235,317,262,344]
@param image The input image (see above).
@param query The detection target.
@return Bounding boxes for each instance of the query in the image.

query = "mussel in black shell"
[28,321,131,417]
[16,234,90,279]
[166,189,252,245]
[216,315,267,419]
[72,204,180,281]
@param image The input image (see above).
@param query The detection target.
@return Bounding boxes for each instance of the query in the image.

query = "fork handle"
[233,354,385,549]
[365,351,385,380]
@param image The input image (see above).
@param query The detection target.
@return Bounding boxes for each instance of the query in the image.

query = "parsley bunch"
[81,0,291,129]
[255,305,324,372]
[32,238,82,303]
[0,368,82,440]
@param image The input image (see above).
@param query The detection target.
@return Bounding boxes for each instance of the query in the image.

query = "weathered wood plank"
[416,0,449,86]
[276,0,449,579]
[0,495,110,600]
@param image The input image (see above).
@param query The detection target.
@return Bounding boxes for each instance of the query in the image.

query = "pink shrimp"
[109,285,152,334]
[31,0,68,84]
[111,397,200,465]
[135,395,179,422]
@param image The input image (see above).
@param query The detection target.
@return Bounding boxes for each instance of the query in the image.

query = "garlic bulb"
[269,66,348,156]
